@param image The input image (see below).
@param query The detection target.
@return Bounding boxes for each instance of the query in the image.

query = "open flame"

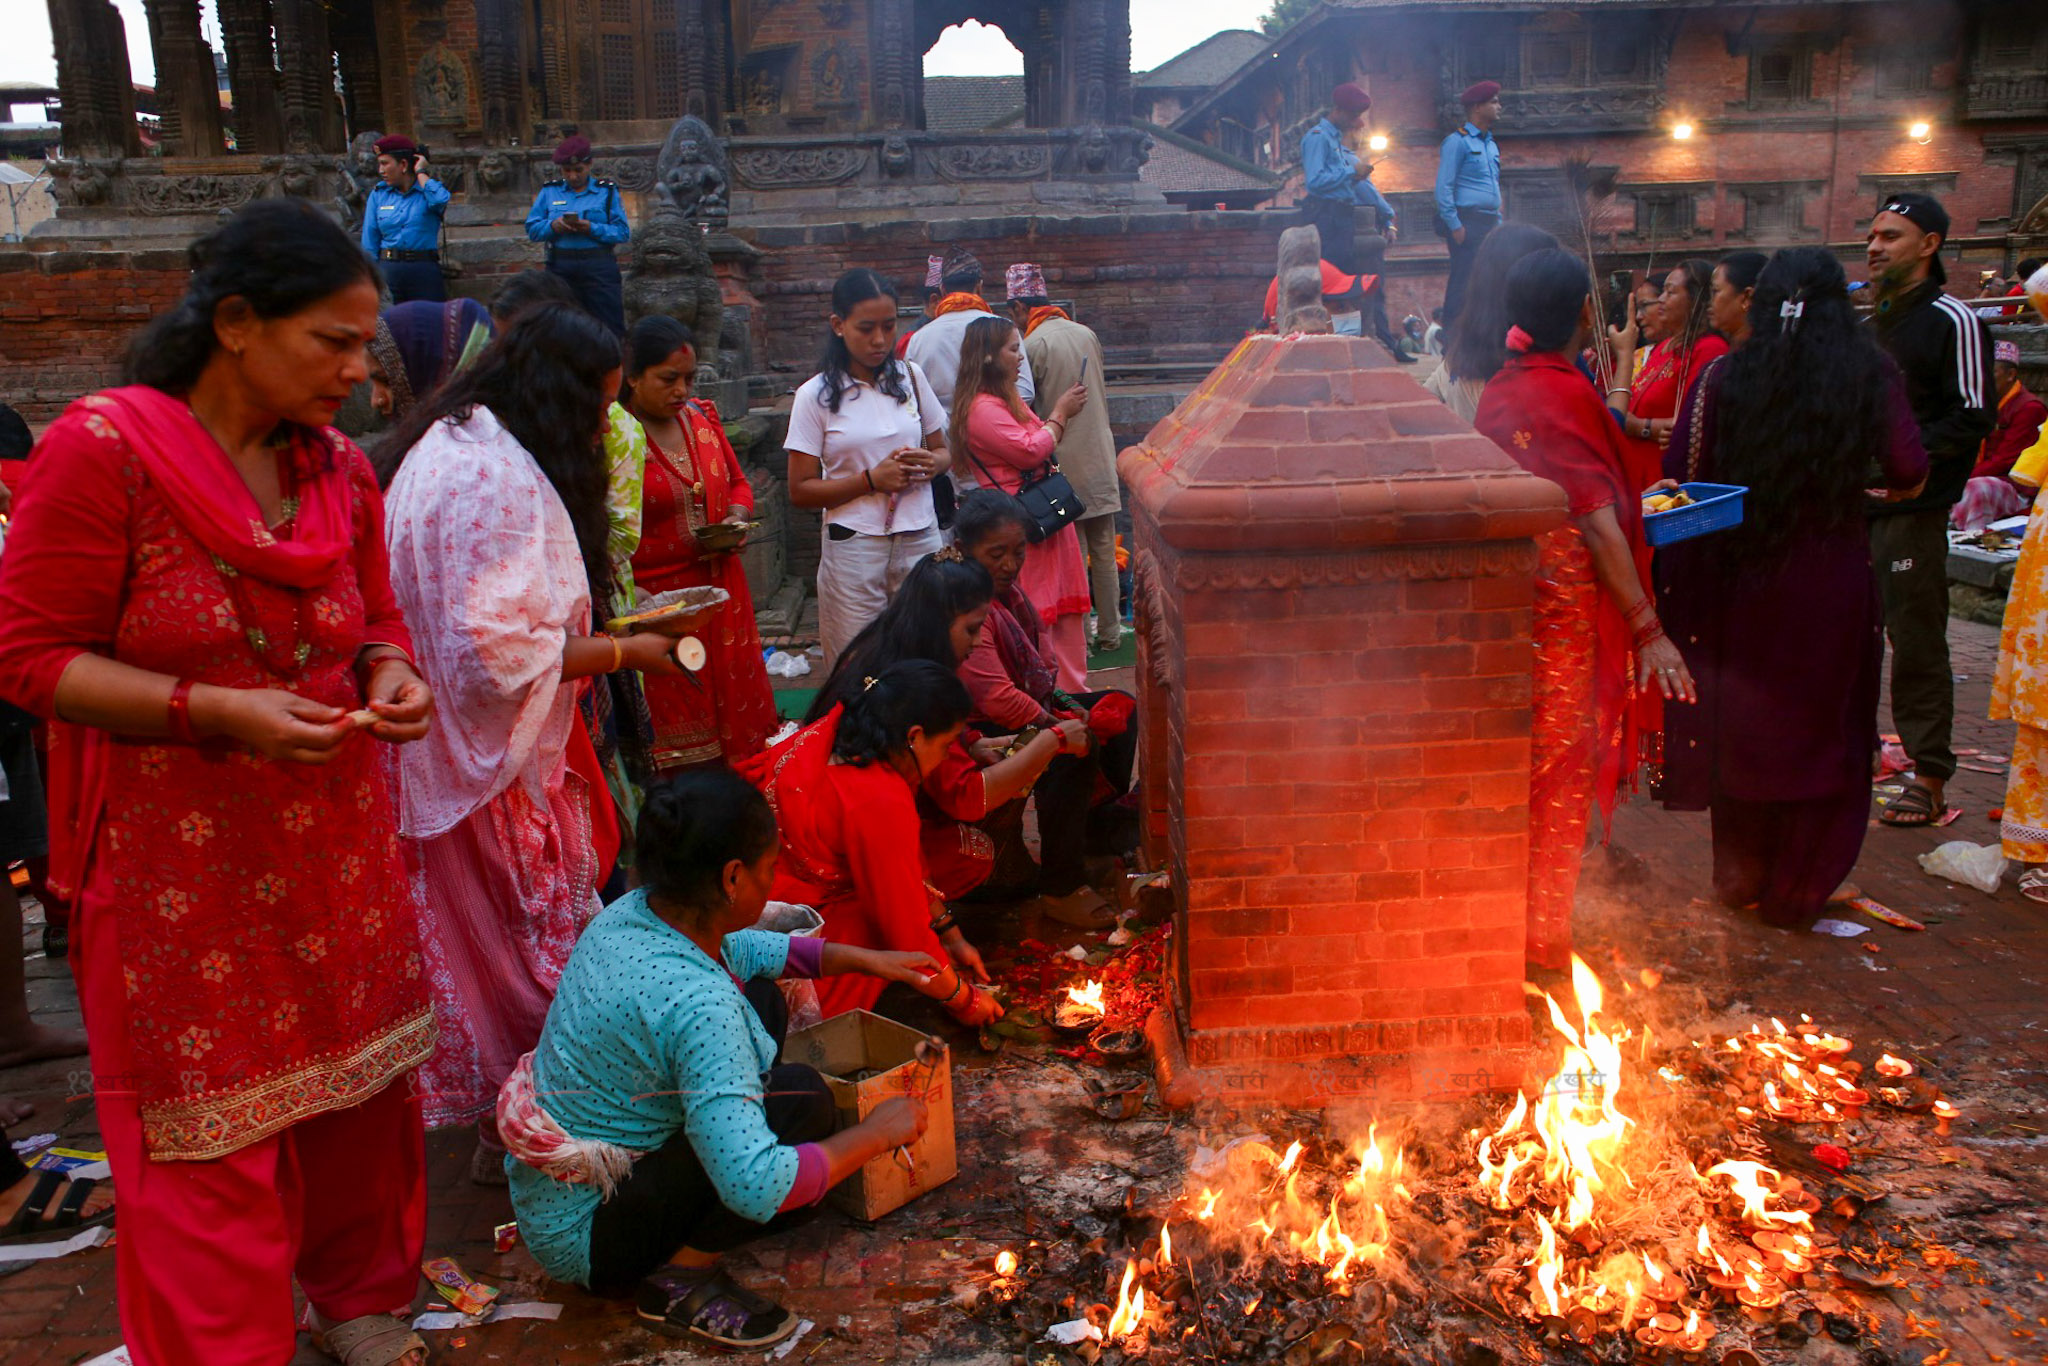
[1065,980,1106,1014]
[1105,1258,1145,1338]
[1159,1223,1172,1267]
[994,1249,1018,1276]
[1704,1160,1812,1230]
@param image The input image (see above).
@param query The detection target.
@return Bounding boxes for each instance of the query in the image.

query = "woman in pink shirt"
[947,316,1093,690]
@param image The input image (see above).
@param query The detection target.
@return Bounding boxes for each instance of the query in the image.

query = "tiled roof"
[1136,29,1273,90]
[922,76,1026,133]
[1138,128,1281,195]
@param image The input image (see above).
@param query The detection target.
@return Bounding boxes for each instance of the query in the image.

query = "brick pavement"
[4,626,2047,1363]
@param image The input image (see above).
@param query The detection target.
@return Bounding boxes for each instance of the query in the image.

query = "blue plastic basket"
[1642,482,1746,547]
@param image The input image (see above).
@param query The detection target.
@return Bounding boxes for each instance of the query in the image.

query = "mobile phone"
[1080,356,1090,381]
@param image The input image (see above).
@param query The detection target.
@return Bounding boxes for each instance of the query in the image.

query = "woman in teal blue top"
[501,760,950,1348]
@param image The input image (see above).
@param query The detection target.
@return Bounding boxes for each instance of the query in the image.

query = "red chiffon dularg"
[632,399,778,771]
[1475,354,1647,971]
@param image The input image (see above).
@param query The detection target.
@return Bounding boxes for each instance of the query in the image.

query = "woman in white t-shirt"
[786,269,952,665]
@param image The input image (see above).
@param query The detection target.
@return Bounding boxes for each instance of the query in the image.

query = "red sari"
[0,387,429,1358]
[737,708,947,1017]
[631,398,778,770]
[1476,353,1649,970]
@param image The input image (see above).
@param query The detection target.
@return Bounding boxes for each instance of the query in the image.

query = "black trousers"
[1870,506,1956,784]
[379,259,445,305]
[1440,209,1500,326]
[1036,689,1139,896]
[585,979,838,1293]
[1297,196,1359,275]
[548,252,627,338]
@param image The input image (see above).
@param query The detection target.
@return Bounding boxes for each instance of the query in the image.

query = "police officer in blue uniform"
[361,134,451,304]
[526,134,631,336]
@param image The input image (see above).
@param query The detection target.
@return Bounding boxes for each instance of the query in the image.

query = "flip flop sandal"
[316,1313,427,1366]
[0,1170,115,1246]
[1879,783,1945,827]
[637,1265,797,1349]
[2019,869,2048,905]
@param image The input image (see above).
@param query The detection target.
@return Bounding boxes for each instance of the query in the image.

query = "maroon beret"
[1332,82,1372,114]
[1460,80,1502,107]
[372,134,418,157]
[553,134,593,165]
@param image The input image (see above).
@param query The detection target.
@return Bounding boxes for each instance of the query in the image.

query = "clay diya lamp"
[1054,980,1107,1035]
[1800,1033,1853,1061]
[1932,1099,1959,1138]
[1834,1086,1869,1122]
[1089,1026,1147,1062]
[1874,1053,1914,1080]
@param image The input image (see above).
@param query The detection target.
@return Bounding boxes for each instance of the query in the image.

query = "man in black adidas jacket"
[1866,192,1994,828]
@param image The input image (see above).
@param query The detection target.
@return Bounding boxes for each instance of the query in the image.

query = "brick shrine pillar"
[1121,323,1565,1106]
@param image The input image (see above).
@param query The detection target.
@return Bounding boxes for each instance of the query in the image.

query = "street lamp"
[1671,121,1695,141]
[1368,134,1389,152]
[1908,120,1932,145]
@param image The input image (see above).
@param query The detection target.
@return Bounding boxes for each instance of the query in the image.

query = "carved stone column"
[868,0,917,130]
[333,3,388,135]
[49,0,142,158]
[474,0,524,144]
[218,0,286,153]
[142,0,224,156]
[677,0,729,128]
[273,0,342,152]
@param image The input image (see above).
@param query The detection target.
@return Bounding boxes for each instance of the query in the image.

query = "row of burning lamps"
[992,961,1962,1353]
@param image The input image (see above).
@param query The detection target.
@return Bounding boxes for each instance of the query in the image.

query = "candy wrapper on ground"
[422,1256,500,1317]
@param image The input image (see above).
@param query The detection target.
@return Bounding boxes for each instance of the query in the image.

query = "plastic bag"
[752,901,826,1031]
[765,650,811,679]
[1916,840,2005,894]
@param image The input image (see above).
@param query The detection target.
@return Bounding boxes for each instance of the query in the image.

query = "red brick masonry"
[1120,330,1566,1104]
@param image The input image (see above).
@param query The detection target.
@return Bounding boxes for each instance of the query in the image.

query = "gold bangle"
[607,635,623,673]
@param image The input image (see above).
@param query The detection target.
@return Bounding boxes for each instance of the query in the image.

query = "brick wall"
[739,209,1294,375]
[0,251,189,422]
[1122,329,1565,1104]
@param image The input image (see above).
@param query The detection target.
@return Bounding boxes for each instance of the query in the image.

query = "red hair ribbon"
[1504,324,1535,354]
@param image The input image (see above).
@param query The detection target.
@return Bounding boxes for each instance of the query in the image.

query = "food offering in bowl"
[603,585,729,636]
[692,520,758,555]
[1642,489,1694,515]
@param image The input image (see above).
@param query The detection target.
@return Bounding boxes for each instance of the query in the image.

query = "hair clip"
[931,545,965,564]
[863,675,878,691]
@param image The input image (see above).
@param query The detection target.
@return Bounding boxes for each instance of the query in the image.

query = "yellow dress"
[1990,428,2048,861]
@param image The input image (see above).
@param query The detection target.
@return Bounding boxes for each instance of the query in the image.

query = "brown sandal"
[1879,783,1944,827]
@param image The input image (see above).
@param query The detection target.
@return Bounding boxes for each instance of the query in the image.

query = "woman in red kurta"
[947,314,1094,691]
[1474,248,1696,974]
[0,203,436,1366]
[739,661,1003,1024]
[622,317,779,770]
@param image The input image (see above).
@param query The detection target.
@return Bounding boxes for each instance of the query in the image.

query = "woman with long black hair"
[784,269,952,666]
[1421,223,1560,423]
[1660,247,1927,927]
[380,304,694,1177]
[808,550,1071,903]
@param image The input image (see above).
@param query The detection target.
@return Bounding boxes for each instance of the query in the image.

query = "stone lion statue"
[624,207,725,373]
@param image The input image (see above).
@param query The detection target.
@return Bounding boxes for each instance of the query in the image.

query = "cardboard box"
[781,1009,956,1219]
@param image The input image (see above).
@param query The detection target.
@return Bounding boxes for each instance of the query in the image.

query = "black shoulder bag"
[965,430,1087,544]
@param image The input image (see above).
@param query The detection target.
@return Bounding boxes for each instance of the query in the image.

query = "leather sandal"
[0,1169,115,1244]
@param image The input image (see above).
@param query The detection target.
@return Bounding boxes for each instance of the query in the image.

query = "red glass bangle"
[166,678,197,743]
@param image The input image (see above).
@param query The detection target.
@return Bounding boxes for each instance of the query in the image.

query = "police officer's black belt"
[378,249,440,262]
[547,245,616,260]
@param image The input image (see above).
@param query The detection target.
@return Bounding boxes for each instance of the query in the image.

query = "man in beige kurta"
[1006,262,1123,651]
